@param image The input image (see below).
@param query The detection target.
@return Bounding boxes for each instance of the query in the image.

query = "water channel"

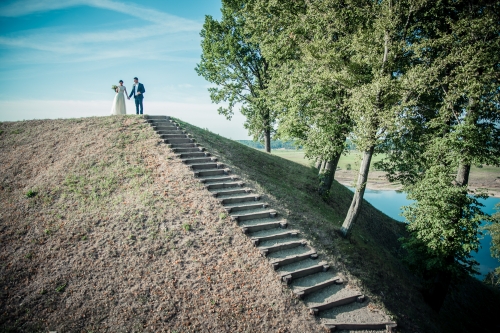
[347,187,500,279]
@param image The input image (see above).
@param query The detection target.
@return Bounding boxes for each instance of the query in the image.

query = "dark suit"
[128,83,145,114]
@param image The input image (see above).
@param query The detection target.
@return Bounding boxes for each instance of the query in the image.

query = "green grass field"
[268,149,500,179]
[268,149,386,169]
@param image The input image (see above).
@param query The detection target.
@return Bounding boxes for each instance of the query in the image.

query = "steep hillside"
[175,117,500,333]
[0,116,321,332]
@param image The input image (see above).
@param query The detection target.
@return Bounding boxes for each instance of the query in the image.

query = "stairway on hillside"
[144,115,397,333]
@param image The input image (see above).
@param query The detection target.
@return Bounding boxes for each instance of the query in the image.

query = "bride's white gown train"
[111,85,127,115]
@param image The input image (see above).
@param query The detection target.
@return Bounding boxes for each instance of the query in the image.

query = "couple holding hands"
[110,77,145,115]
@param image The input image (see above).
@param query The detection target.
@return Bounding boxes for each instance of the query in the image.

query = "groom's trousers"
[134,97,143,114]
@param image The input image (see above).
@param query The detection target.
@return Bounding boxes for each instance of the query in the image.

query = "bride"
[111,80,129,115]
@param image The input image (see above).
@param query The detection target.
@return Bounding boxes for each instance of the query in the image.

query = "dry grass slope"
[0,116,322,333]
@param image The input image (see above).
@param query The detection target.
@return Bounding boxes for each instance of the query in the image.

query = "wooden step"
[259,240,306,256]
[206,182,242,190]
[170,144,199,149]
[156,129,185,134]
[251,230,297,246]
[169,143,199,149]
[154,125,179,131]
[198,176,238,184]
[293,276,342,299]
[324,322,397,332]
[270,251,317,270]
[309,294,364,316]
[144,115,168,120]
[219,194,259,204]
[171,147,204,153]
[188,162,219,170]
[194,169,228,177]
[165,138,194,144]
[160,134,189,139]
[148,117,170,121]
[226,202,268,213]
[146,119,169,124]
[182,157,216,164]
[241,220,287,233]
[150,118,171,122]
[176,152,209,159]
[150,121,175,126]
[281,262,329,285]
[212,188,250,197]
[231,209,276,221]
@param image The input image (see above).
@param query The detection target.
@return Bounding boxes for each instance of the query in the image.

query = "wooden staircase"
[144,115,397,332]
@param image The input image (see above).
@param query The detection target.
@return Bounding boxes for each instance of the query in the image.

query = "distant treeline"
[236,140,299,149]
[236,139,356,151]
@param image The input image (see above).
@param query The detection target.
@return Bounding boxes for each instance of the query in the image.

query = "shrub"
[25,190,37,198]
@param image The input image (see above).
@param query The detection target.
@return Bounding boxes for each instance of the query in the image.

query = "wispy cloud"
[0,26,197,55]
[0,0,200,30]
[0,0,202,64]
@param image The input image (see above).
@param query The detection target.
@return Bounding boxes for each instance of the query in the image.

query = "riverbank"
[262,149,500,198]
[334,169,500,198]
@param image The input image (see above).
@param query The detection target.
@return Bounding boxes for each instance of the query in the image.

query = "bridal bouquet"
[111,85,118,91]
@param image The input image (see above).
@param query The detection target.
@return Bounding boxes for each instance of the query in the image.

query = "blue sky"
[0,0,250,139]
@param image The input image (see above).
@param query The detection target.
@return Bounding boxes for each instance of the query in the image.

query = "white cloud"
[0,30,200,64]
[0,0,202,63]
[0,0,201,30]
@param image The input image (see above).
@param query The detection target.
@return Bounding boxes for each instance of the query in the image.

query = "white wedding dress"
[111,85,127,115]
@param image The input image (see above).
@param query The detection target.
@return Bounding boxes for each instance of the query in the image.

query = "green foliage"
[25,190,37,198]
[484,205,500,284]
[385,1,500,289]
[195,0,275,149]
[401,165,488,277]
[182,223,191,232]
[345,164,352,171]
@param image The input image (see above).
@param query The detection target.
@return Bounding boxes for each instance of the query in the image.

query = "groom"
[128,77,145,114]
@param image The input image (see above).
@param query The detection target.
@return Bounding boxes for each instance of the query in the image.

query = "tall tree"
[315,0,418,236]
[195,0,274,152]
[379,0,500,311]
[244,0,351,196]
[249,0,418,214]
[268,61,352,198]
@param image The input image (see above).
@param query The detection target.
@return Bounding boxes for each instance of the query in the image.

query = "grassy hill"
[0,115,499,332]
[0,116,321,332]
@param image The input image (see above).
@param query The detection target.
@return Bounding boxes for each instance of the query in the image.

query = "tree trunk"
[319,160,326,174]
[318,151,342,197]
[340,145,375,236]
[264,128,271,153]
[456,163,471,187]
[315,157,323,169]
[422,255,453,312]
